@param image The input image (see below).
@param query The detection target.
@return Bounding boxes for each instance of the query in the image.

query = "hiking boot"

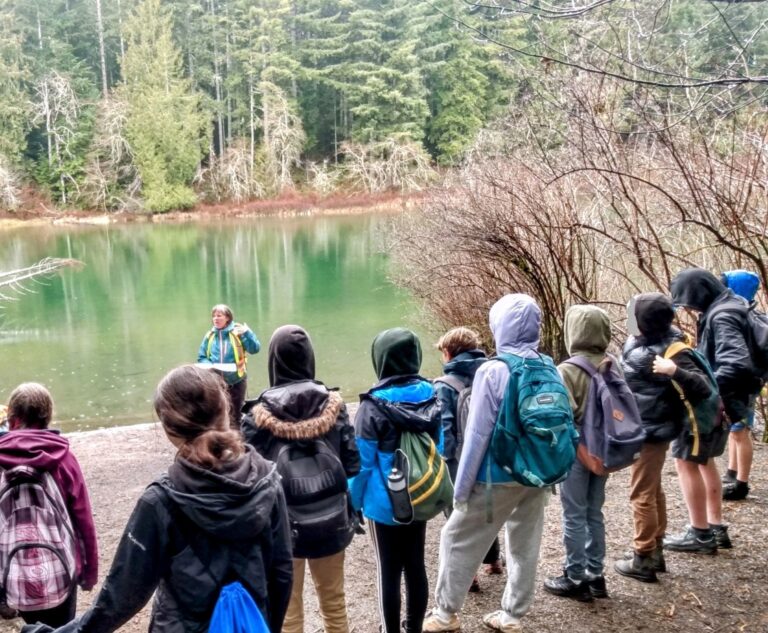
[422,609,461,632]
[614,553,658,583]
[663,526,717,555]
[468,575,481,593]
[723,481,750,501]
[482,611,522,633]
[710,524,732,549]
[542,572,593,602]
[585,573,609,599]
[622,547,666,573]
[721,469,737,485]
[484,560,503,575]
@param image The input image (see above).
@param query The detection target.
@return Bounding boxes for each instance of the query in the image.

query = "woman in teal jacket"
[197,304,260,426]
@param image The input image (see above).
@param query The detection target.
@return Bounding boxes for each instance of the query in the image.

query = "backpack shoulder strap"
[561,356,597,377]
[433,374,466,393]
[664,341,691,360]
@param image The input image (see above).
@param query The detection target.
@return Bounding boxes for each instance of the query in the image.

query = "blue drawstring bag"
[209,581,270,633]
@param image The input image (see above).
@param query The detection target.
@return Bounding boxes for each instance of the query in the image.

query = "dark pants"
[20,588,77,628]
[370,521,428,633]
[227,379,248,428]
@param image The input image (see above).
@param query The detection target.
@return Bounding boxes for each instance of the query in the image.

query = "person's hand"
[232,323,249,337]
[653,355,677,376]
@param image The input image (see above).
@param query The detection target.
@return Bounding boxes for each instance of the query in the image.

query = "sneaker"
[710,524,732,549]
[469,575,481,593]
[663,526,717,555]
[482,611,522,633]
[614,553,658,583]
[542,573,593,602]
[422,609,461,632]
[723,481,749,501]
[484,560,504,575]
[585,573,609,599]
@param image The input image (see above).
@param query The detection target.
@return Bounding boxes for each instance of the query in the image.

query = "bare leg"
[674,459,708,529]
[699,459,723,525]
[730,429,753,483]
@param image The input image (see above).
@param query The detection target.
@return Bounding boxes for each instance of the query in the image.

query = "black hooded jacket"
[241,325,360,559]
[36,447,293,633]
[671,268,760,422]
[622,293,711,442]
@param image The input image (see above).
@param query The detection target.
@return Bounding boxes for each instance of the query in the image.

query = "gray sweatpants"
[434,483,549,621]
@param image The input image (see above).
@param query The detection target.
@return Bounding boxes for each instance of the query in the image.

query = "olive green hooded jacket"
[557,305,613,424]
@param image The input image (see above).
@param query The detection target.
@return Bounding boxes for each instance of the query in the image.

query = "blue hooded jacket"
[348,377,441,525]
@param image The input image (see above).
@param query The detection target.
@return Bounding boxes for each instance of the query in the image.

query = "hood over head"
[722,270,760,303]
[371,328,422,379]
[670,268,726,312]
[268,325,315,387]
[633,292,675,338]
[162,445,279,540]
[564,305,611,356]
[489,294,540,356]
[0,430,68,471]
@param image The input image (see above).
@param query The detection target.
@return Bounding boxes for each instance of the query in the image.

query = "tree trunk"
[116,0,125,64]
[209,0,224,156]
[95,0,109,98]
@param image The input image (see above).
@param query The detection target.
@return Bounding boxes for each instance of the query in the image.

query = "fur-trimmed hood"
[244,380,344,441]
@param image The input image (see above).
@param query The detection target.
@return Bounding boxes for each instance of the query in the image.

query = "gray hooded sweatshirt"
[453,294,542,503]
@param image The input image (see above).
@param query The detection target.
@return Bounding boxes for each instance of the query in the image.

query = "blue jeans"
[559,460,608,580]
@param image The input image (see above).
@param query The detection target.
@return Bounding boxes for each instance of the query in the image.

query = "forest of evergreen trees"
[0,0,518,212]
[0,0,765,213]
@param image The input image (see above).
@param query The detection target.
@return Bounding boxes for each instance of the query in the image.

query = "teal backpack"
[489,354,578,487]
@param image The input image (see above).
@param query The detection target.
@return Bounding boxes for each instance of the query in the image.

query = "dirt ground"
[2,421,767,633]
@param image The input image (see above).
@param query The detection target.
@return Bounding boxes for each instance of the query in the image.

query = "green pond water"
[0,214,440,432]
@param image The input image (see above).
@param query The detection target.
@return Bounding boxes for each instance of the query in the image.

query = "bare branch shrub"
[260,82,306,193]
[82,97,141,211]
[342,137,436,194]
[30,71,81,205]
[390,75,768,357]
[197,139,266,203]
[306,160,340,196]
[0,155,20,211]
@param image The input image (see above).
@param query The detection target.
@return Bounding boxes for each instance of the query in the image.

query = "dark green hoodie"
[558,305,613,423]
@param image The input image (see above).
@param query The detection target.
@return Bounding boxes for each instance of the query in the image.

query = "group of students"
[0,266,762,633]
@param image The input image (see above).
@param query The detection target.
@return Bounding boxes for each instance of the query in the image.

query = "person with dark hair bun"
[22,365,293,633]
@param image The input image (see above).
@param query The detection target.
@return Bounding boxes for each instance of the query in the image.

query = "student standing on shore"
[718,269,762,498]
[433,327,501,594]
[671,269,761,502]
[197,304,260,427]
[543,305,615,602]
[22,365,293,633]
[0,383,98,628]
[616,293,712,582]
[242,325,360,633]
[349,328,441,633]
[424,294,558,633]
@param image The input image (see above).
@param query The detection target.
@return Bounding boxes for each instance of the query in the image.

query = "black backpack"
[434,374,472,461]
[273,439,353,559]
[707,302,768,383]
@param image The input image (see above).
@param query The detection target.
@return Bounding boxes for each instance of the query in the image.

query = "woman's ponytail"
[154,365,244,469]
